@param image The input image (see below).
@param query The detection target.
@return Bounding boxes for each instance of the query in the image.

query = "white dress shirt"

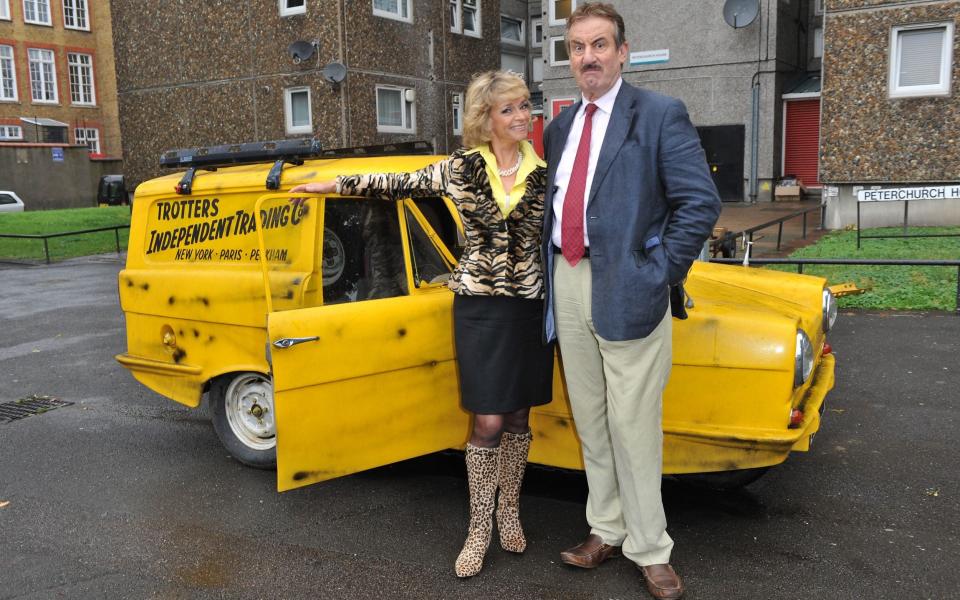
[551,77,623,249]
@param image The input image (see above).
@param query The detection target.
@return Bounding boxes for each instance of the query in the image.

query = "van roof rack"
[159,139,434,195]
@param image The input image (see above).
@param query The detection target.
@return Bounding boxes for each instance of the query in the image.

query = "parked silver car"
[0,191,25,213]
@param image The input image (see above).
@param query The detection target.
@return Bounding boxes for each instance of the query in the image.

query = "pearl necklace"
[497,152,522,177]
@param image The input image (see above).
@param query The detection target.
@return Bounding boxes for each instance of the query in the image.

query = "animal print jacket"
[337,148,548,299]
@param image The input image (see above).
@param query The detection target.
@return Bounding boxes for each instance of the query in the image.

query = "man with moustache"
[541,3,720,599]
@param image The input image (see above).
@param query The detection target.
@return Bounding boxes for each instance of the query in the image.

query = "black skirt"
[453,294,555,414]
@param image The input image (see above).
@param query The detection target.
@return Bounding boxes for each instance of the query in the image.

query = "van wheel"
[209,372,277,469]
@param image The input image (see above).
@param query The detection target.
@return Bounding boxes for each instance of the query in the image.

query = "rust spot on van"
[172,348,186,363]
[207,335,215,343]
[126,280,134,287]
[557,418,570,428]
[398,328,407,337]
[284,289,294,300]
[192,329,200,338]
[140,283,150,291]
[198,297,210,306]
[168,296,176,305]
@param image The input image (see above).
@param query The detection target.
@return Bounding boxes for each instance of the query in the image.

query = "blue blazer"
[542,81,721,342]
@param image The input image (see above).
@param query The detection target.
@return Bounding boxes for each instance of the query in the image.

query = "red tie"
[561,103,598,266]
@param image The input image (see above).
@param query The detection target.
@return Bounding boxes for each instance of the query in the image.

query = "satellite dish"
[287,40,315,64]
[322,62,347,84]
[723,0,759,28]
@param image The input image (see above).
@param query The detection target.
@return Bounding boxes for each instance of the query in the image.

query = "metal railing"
[0,225,130,264]
[716,204,826,258]
[708,257,960,315]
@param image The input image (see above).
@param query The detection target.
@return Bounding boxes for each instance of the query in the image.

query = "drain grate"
[0,395,74,423]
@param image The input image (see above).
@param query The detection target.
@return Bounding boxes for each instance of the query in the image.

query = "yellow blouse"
[465,140,546,217]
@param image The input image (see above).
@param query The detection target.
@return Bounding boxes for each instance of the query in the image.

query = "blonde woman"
[290,70,553,578]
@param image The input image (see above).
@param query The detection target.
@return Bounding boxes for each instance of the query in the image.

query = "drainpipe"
[749,72,760,203]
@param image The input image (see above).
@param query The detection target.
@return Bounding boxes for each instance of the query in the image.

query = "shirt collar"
[580,77,622,117]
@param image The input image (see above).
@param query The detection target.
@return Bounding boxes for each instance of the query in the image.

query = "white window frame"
[0,45,17,101]
[463,0,480,37]
[813,26,823,59]
[531,18,543,48]
[68,52,96,106]
[63,0,89,31]
[814,0,824,16]
[549,36,569,66]
[23,0,51,25]
[284,86,313,134]
[372,0,411,23]
[888,22,954,99]
[28,48,58,103]
[450,0,481,38]
[74,126,99,153]
[548,0,576,27]
[452,92,463,136]
[376,85,416,134]
[501,14,524,46]
[278,0,305,17]
[1,0,11,21]
[0,125,23,140]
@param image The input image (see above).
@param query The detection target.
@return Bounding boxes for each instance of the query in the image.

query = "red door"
[783,98,821,188]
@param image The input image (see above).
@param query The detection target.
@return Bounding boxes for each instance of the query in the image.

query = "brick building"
[819,0,959,228]
[0,0,122,157]
[111,0,506,187]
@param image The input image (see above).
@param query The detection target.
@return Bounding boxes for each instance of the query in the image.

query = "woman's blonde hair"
[462,70,530,149]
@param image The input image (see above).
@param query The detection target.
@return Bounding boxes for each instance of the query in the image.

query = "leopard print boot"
[496,430,532,553]
[455,444,500,578]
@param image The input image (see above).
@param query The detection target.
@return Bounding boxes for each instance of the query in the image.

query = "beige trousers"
[553,257,674,566]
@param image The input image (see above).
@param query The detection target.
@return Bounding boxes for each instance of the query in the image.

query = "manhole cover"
[0,395,73,423]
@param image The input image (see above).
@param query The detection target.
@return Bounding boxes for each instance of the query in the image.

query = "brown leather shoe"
[559,533,621,568]
[639,563,684,599]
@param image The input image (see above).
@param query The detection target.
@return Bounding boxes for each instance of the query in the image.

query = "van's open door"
[255,194,469,492]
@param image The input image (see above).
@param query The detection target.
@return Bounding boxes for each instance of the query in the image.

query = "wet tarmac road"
[1,257,957,599]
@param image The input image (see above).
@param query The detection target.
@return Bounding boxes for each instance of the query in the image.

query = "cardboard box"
[775,185,802,197]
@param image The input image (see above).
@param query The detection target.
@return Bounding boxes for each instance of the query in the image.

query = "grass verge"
[770,226,960,311]
[0,206,131,262]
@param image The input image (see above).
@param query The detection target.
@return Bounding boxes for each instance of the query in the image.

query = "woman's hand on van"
[289,181,336,208]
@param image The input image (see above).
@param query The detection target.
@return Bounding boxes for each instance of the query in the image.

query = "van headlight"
[822,288,838,332]
[795,329,814,387]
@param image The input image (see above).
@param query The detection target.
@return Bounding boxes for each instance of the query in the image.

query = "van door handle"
[272,336,319,349]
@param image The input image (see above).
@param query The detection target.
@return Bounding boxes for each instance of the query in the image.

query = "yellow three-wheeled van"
[117,140,836,492]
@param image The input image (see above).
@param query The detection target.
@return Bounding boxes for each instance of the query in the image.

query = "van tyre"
[209,372,277,470]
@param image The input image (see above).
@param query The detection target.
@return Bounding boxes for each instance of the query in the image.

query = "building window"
[532,56,543,83]
[23,0,51,25]
[549,36,569,66]
[75,126,99,153]
[531,18,543,48]
[0,45,16,101]
[501,52,526,78]
[278,0,305,17]
[284,87,312,134]
[450,0,480,37]
[63,0,89,30]
[889,22,954,99]
[1,0,10,20]
[501,15,524,46]
[68,52,96,105]
[28,48,58,103]
[372,0,411,23]
[376,85,416,133]
[548,0,575,26]
[452,92,463,135]
[0,125,22,140]
[813,26,823,59]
